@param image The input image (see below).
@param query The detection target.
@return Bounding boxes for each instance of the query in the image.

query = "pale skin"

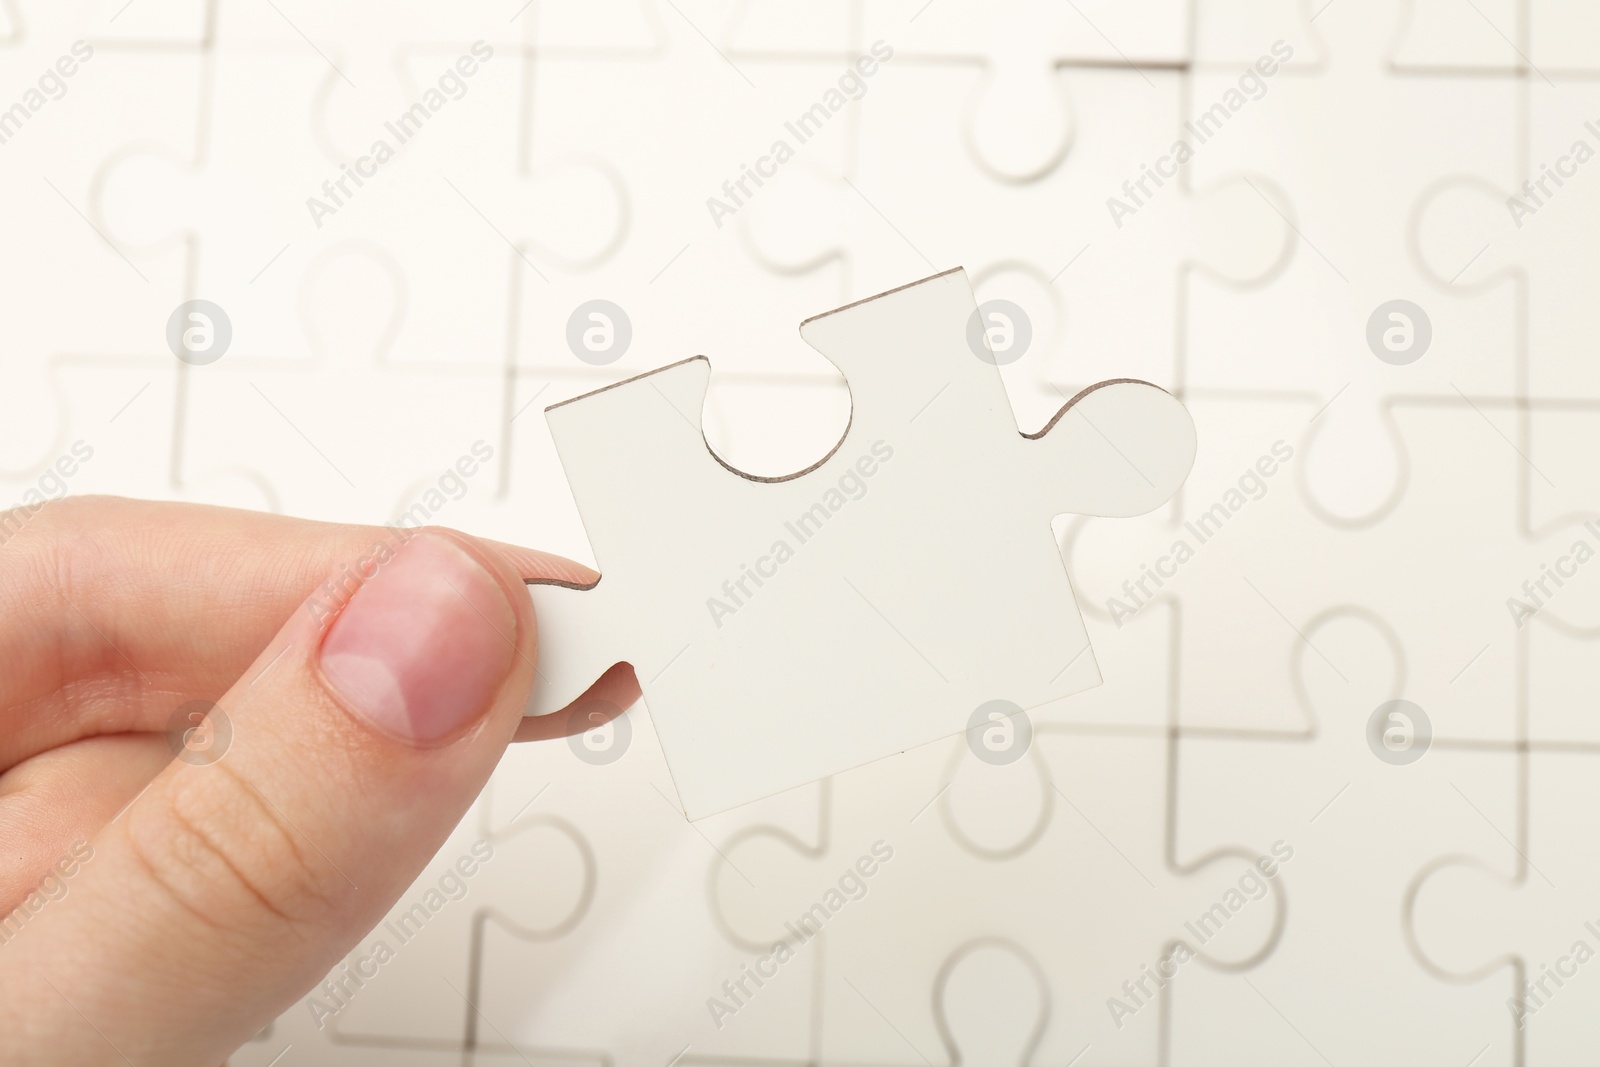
[0,496,638,1065]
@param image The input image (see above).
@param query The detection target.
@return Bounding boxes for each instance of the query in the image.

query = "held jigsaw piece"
[524,268,1197,818]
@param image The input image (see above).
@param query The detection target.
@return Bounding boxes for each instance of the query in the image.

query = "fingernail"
[318,533,518,743]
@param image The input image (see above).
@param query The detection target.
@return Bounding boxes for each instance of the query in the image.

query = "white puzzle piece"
[524,267,1197,818]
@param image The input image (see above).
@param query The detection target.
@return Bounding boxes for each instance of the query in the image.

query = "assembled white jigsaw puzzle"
[6,0,1600,1064]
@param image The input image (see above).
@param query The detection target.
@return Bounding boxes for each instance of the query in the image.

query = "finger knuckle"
[126,762,346,938]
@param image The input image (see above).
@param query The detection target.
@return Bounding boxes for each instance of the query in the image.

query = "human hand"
[0,496,636,1065]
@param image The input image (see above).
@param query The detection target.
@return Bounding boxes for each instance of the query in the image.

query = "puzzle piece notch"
[524,268,1195,819]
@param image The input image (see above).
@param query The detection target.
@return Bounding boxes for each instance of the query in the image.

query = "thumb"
[0,529,537,1065]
